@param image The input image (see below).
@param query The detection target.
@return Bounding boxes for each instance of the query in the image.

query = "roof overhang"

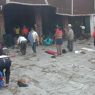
[6,1,49,6]
[56,12,94,17]
[4,1,94,17]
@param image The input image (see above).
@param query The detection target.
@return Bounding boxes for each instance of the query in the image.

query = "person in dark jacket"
[0,49,11,87]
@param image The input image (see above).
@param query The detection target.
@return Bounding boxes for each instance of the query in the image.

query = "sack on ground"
[62,49,67,53]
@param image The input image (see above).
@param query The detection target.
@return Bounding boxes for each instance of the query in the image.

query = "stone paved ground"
[0,39,95,95]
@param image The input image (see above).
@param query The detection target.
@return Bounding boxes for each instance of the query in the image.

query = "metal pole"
[71,0,73,15]
[6,0,10,3]
[94,0,95,12]
[44,0,49,5]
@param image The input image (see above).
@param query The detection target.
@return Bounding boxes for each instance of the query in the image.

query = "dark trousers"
[0,58,11,84]
[67,40,73,51]
[19,41,27,55]
[32,42,37,53]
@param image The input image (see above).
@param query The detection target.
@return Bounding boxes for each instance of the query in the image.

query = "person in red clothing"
[92,27,95,46]
[22,25,29,38]
[55,25,63,55]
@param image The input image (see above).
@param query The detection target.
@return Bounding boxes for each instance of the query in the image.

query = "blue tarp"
[43,37,53,46]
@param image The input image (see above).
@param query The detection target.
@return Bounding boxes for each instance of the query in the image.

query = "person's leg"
[71,41,73,51]
[69,41,73,51]
[59,45,62,55]
[20,42,27,55]
[34,42,37,53]
[32,42,36,53]
[19,43,22,51]
[56,45,60,55]
[5,59,11,84]
[67,40,70,51]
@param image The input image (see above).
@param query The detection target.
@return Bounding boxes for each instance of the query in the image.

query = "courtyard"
[0,39,95,95]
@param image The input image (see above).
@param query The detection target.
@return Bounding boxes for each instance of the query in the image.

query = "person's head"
[16,25,19,28]
[56,25,61,29]
[56,24,59,28]
[34,24,37,28]
[81,26,85,30]
[68,24,72,28]
[68,24,72,29]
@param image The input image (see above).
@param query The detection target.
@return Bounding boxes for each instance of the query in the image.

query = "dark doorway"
[69,16,90,39]
[3,4,35,36]
[3,4,56,39]
[41,7,56,38]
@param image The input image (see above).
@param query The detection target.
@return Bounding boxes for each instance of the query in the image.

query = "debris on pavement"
[62,49,67,54]
[51,55,56,58]
[75,50,86,54]
[88,58,95,64]
[81,47,95,52]
[17,79,28,87]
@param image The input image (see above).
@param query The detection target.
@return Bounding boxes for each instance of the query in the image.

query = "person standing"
[80,25,85,40]
[14,26,20,45]
[92,26,95,46]
[67,24,74,52]
[28,28,39,56]
[15,26,20,38]
[17,34,27,55]
[55,26,63,56]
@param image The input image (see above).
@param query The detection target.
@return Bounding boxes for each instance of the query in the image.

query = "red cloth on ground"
[45,50,57,55]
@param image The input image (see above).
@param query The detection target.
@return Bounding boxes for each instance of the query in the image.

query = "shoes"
[4,84,9,88]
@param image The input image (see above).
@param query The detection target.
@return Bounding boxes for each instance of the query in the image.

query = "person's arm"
[35,32,39,44]
[37,34,39,45]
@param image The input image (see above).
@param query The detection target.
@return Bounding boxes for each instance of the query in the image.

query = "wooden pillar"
[35,11,43,44]
[35,12,42,36]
